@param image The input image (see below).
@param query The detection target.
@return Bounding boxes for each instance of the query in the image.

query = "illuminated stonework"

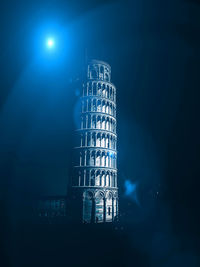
[71,60,118,223]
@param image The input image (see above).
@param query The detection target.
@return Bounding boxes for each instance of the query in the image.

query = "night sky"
[0,0,200,266]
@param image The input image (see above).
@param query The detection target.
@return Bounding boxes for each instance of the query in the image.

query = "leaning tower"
[70,60,118,223]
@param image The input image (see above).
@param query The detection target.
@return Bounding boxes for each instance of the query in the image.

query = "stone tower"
[71,60,118,223]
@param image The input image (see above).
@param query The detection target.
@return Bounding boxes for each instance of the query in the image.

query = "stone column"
[86,115,88,129]
[78,172,81,186]
[83,170,86,186]
[90,115,92,128]
[80,135,83,147]
[89,170,91,186]
[100,151,102,166]
[103,197,106,222]
[86,99,88,112]
[84,151,87,166]
[89,151,91,165]
[94,152,96,166]
[85,133,87,147]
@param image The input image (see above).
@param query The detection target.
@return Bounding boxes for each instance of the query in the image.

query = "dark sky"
[0,0,200,266]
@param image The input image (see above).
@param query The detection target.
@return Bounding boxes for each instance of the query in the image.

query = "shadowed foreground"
[5,222,147,267]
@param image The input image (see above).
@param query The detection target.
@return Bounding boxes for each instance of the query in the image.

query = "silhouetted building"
[37,196,67,219]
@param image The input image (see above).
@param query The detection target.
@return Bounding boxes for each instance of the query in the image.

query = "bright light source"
[46,38,54,48]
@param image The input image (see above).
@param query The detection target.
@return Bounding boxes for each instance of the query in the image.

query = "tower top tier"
[87,60,111,82]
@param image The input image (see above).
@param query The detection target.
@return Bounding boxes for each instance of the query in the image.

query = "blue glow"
[125,180,136,196]
[33,21,71,67]
[124,180,139,205]
[46,38,54,48]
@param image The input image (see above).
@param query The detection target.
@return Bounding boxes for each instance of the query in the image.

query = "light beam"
[46,38,54,48]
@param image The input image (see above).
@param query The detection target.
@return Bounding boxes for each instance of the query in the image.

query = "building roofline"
[88,59,111,69]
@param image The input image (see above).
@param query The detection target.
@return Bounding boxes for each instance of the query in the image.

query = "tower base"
[69,187,119,223]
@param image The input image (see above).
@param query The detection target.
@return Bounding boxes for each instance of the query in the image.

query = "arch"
[81,169,86,186]
[99,171,103,186]
[92,132,96,146]
[102,84,106,97]
[106,102,109,113]
[86,170,90,186]
[114,153,117,168]
[114,121,116,133]
[97,99,101,112]
[91,150,95,166]
[90,169,95,186]
[105,153,109,167]
[105,190,113,222]
[102,116,106,129]
[100,66,104,73]
[87,114,91,128]
[87,132,91,146]
[106,85,109,98]
[113,190,118,198]
[88,82,92,95]
[91,69,97,79]
[105,134,109,148]
[110,172,114,187]
[95,190,104,223]
[105,190,113,199]
[108,103,111,115]
[86,98,90,112]
[109,118,112,132]
[97,115,101,129]
[95,190,105,199]
[95,170,101,186]
[92,99,97,112]
[106,117,109,130]
[110,135,113,149]
[93,82,97,95]
[113,136,116,149]
[96,132,101,147]
[113,173,115,187]
[86,150,90,165]
[102,100,106,112]
[96,150,101,167]
[92,115,96,128]
[101,133,106,148]
[101,171,106,186]
[97,83,101,96]
[102,151,106,167]
[105,171,110,186]
[83,190,93,200]
[105,73,109,82]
